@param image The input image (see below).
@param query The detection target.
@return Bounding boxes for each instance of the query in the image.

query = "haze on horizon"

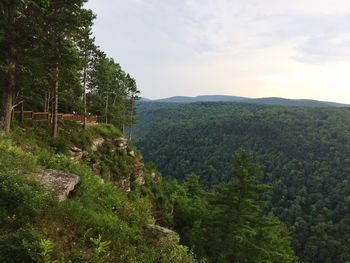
[86,0,350,104]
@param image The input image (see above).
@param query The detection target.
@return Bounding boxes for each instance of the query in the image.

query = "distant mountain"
[141,95,350,107]
[139,97,152,102]
[244,97,350,107]
[155,95,247,103]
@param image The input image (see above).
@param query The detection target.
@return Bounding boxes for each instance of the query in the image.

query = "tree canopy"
[135,101,350,263]
[0,0,140,137]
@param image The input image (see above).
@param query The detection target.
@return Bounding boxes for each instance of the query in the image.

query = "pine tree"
[203,149,296,262]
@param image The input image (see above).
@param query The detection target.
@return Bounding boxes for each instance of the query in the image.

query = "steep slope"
[0,121,195,263]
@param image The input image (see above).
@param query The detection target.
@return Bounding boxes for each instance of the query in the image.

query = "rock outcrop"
[119,178,131,192]
[33,169,80,202]
[113,137,128,151]
[91,137,105,151]
[68,145,84,161]
[134,159,145,185]
[145,224,177,240]
[89,135,145,191]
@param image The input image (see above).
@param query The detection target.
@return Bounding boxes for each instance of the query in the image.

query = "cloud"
[85,0,350,103]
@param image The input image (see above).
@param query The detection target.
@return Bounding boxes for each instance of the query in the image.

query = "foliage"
[90,235,111,263]
[0,0,140,137]
[0,124,196,262]
[135,101,350,263]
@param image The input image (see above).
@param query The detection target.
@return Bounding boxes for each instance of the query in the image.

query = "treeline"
[0,0,139,137]
[135,101,350,263]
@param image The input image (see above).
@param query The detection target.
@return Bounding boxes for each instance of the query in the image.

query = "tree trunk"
[52,63,59,139]
[128,125,132,141]
[44,92,47,112]
[105,93,109,124]
[0,47,16,132]
[128,99,134,141]
[47,89,51,113]
[20,102,24,122]
[83,68,87,129]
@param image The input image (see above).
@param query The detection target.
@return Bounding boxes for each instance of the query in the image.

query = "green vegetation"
[141,150,296,262]
[0,123,195,262]
[135,101,350,263]
[0,0,139,136]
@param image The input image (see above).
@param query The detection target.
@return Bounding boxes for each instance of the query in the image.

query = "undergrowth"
[0,123,195,262]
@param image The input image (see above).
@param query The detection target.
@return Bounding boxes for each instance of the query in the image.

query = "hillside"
[134,101,350,263]
[0,121,196,263]
[143,95,350,107]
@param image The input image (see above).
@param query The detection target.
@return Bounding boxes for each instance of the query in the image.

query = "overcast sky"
[86,0,350,102]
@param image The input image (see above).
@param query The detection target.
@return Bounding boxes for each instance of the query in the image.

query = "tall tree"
[43,0,94,138]
[0,0,45,132]
[125,74,140,140]
[77,19,97,129]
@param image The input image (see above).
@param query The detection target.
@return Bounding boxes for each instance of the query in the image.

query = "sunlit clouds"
[86,0,350,103]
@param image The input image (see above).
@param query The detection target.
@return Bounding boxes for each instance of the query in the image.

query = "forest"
[135,101,350,263]
[0,0,139,137]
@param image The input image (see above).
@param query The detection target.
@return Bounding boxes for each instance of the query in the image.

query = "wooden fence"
[14,111,97,124]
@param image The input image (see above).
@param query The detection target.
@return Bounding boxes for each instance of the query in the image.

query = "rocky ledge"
[33,169,80,202]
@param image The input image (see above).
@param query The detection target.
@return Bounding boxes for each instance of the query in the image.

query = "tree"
[76,19,98,129]
[42,0,94,138]
[88,55,140,131]
[124,74,140,140]
[202,150,295,262]
[0,0,46,132]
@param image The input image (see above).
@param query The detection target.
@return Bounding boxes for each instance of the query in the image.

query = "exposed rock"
[145,224,177,240]
[119,178,131,192]
[69,145,82,152]
[128,150,135,158]
[114,137,128,150]
[91,137,105,151]
[68,145,83,161]
[33,169,80,202]
[134,160,145,185]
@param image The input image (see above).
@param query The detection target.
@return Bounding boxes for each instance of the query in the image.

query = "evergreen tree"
[201,150,296,262]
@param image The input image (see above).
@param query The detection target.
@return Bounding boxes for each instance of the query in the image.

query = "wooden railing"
[14,111,97,123]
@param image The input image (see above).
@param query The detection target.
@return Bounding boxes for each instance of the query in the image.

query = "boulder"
[68,145,83,161]
[91,137,105,151]
[145,224,176,240]
[33,169,80,202]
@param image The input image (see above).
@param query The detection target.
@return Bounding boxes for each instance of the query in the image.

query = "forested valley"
[135,101,350,263]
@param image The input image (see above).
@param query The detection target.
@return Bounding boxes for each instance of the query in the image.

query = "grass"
[0,122,195,262]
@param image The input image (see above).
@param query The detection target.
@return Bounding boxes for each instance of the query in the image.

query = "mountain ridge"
[141,95,350,107]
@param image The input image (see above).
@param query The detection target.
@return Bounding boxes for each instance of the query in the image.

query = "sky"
[85,0,350,103]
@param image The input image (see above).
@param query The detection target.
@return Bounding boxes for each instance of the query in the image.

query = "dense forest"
[0,1,297,262]
[135,101,350,263]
